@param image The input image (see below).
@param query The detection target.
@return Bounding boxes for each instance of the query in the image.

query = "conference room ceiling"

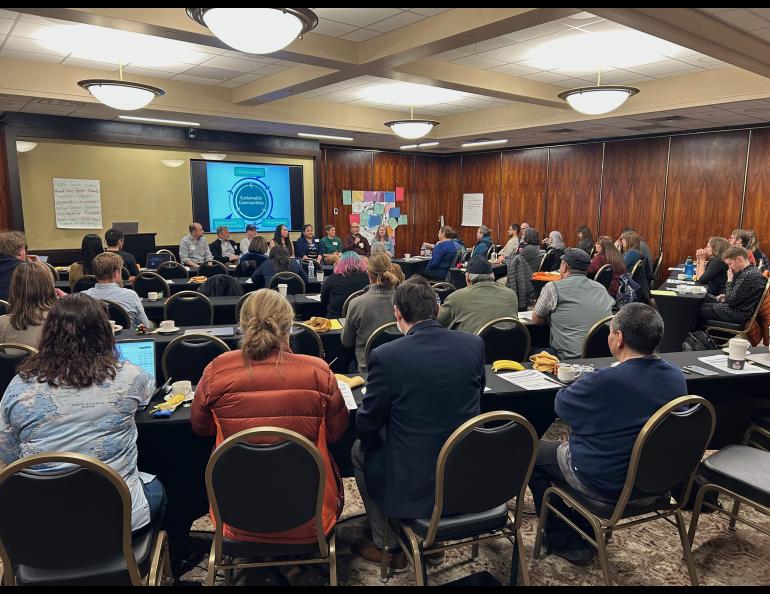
[1,8,770,152]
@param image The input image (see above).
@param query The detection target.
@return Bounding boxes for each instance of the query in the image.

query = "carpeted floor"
[3,421,769,586]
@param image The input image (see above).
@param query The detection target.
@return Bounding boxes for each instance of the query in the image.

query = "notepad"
[329,319,343,330]
[336,380,358,410]
[651,289,677,296]
[497,369,563,390]
[518,311,533,321]
[698,354,770,375]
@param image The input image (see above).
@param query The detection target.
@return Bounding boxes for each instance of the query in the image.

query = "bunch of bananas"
[530,351,560,374]
[148,394,185,414]
[491,359,525,373]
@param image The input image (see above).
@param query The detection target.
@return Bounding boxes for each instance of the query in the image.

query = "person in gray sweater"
[341,252,405,372]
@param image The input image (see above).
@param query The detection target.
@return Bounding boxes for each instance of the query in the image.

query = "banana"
[491,360,525,373]
[529,351,560,373]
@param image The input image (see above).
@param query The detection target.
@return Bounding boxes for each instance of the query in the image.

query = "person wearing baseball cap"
[437,255,518,333]
[530,248,615,359]
[239,224,258,255]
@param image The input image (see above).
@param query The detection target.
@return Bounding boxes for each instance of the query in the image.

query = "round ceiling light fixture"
[161,159,185,168]
[186,8,318,54]
[16,141,38,153]
[78,79,165,111]
[384,106,439,140]
[200,153,228,161]
[557,85,639,115]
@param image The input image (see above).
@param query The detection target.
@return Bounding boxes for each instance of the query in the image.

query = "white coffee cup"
[404,253,411,259]
[557,364,581,383]
[728,337,749,361]
[278,283,288,298]
[677,273,686,280]
[171,380,192,398]
[109,319,117,332]
[147,291,159,301]
[316,270,324,283]
[160,320,175,331]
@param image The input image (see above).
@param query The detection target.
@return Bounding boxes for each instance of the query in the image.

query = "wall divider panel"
[500,148,548,240]
[459,152,502,247]
[741,128,770,246]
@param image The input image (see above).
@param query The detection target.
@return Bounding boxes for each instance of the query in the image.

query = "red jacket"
[191,349,349,544]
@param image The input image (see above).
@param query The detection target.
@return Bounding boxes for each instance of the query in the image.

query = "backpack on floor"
[681,330,718,351]
[615,272,641,307]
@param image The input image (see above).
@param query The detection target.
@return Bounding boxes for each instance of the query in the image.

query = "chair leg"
[471,535,479,559]
[515,527,530,587]
[328,532,338,586]
[380,519,392,583]
[205,539,218,586]
[532,491,552,560]
[223,559,233,587]
[688,485,709,545]
[403,527,427,586]
[728,499,741,530]
[675,509,699,586]
[591,520,612,586]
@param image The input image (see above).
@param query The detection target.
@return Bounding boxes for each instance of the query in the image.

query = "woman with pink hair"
[320,251,369,318]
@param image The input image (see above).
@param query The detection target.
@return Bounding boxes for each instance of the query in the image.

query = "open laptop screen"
[146,252,172,269]
[116,339,156,384]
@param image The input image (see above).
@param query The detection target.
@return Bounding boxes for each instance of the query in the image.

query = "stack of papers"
[305,294,322,302]
[518,310,533,321]
[698,354,770,375]
[497,369,564,390]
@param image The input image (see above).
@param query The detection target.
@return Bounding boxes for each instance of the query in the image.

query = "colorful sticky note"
[389,207,400,219]
[373,191,385,203]
[388,217,398,229]
[398,214,408,225]
[368,214,382,227]
[395,187,405,202]
[352,190,363,202]
[373,202,385,215]
[352,201,364,214]
[384,191,395,202]
[363,191,375,202]
[342,190,352,205]
[349,213,360,225]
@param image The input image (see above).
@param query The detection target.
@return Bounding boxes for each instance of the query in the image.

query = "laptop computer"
[116,339,157,405]
[146,252,172,269]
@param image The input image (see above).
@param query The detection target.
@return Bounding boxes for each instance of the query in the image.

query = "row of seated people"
[0,282,715,581]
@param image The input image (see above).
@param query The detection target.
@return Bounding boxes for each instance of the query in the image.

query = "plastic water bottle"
[685,256,694,280]
[490,249,497,261]
[308,260,315,280]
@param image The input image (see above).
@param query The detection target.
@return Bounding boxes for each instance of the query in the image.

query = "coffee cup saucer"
[157,326,180,334]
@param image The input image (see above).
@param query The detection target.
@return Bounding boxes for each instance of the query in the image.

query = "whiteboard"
[461,193,484,227]
[53,178,103,229]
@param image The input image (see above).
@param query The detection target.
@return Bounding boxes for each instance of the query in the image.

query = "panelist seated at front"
[210,225,240,264]
[179,222,213,269]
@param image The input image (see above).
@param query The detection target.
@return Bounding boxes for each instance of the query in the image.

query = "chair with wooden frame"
[0,343,37,399]
[0,299,8,316]
[703,279,770,346]
[380,412,538,586]
[204,427,337,586]
[532,396,715,586]
[44,262,60,282]
[0,452,170,586]
[476,317,531,364]
[630,259,644,285]
[580,315,614,359]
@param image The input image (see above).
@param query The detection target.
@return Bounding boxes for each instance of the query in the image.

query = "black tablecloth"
[449,262,507,288]
[653,270,706,352]
[392,257,430,278]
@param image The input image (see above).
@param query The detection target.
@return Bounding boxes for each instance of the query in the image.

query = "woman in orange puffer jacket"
[191,289,349,544]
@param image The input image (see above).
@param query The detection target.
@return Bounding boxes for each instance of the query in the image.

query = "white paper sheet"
[461,193,484,227]
[53,178,102,229]
[668,267,685,271]
[698,354,770,375]
[518,310,533,321]
[305,294,322,301]
[337,380,358,410]
[496,369,564,390]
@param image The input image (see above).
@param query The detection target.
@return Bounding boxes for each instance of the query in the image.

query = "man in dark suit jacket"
[352,276,484,569]
[209,225,240,264]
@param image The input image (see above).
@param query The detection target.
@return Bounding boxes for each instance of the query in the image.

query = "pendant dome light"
[78,65,164,111]
[558,72,639,115]
[385,106,440,140]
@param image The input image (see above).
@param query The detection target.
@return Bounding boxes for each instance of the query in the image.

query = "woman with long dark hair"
[577,226,594,254]
[68,233,104,289]
[0,293,163,533]
[269,224,294,256]
[587,236,627,295]
[250,246,307,288]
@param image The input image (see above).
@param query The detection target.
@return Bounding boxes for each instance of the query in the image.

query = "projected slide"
[205,161,292,232]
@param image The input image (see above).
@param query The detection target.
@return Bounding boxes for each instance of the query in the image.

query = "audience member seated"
[351,276,484,568]
[295,223,323,263]
[239,236,269,267]
[618,227,653,265]
[520,228,545,275]
[519,222,530,243]
[529,304,686,564]
[179,222,213,270]
[699,245,766,326]
[343,223,371,257]
[729,228,757,266]
[250,246,307,289]
[746,229,768,270]
[497,223,520,262]
[471,225,494,258]
[0,231,27,301]
[531,248,615,359]
[543,231,566,271]
[0,294,163,533]
[438,256,518,333]
[448,228,465,252]
[371,225,394,257]
[104,227,139,280]
[619,230,653,300]
[209,225,240,264]
[423,225,459,281]
[69,233,104,290]
[239,224,258,255]
[320,224,343,265]
[197,274,243,298]
[321,251,369,318]
[695,236,729,296]
[576,225,594,255]
[83,252,150,328]
[341,252,404,372]
[587,236,626,296]
[0,261,55,347]
[269,224,295,256]
[191,289,348,544]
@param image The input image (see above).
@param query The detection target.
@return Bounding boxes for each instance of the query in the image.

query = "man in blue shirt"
[423,225,460,281]
[529,303,687,564]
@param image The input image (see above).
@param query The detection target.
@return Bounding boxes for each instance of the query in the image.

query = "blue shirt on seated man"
[528,303,687,565]
[423,225,460,281]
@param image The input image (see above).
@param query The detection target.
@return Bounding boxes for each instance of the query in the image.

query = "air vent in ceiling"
[29,98,84,107]
[645,115,691,122]
[624,124,672,131]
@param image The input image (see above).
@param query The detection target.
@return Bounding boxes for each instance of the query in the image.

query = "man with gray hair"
[529,303,687,564]
[438,256,518,333]
[471,225,494,258]
[210,225,240,264]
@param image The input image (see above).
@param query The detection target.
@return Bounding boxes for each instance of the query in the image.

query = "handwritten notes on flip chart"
[53,178,102,229]
[461,193,483,227]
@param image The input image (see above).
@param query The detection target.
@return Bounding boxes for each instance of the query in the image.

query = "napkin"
[335,374,365,389]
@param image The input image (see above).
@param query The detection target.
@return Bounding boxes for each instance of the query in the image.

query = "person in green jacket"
[321,224,342,265]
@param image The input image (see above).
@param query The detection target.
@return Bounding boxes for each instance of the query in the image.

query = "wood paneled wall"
[0,129,12,230]
[319,125,770,266]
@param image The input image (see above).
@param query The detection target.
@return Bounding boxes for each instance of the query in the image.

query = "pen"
[328,357,338,368]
